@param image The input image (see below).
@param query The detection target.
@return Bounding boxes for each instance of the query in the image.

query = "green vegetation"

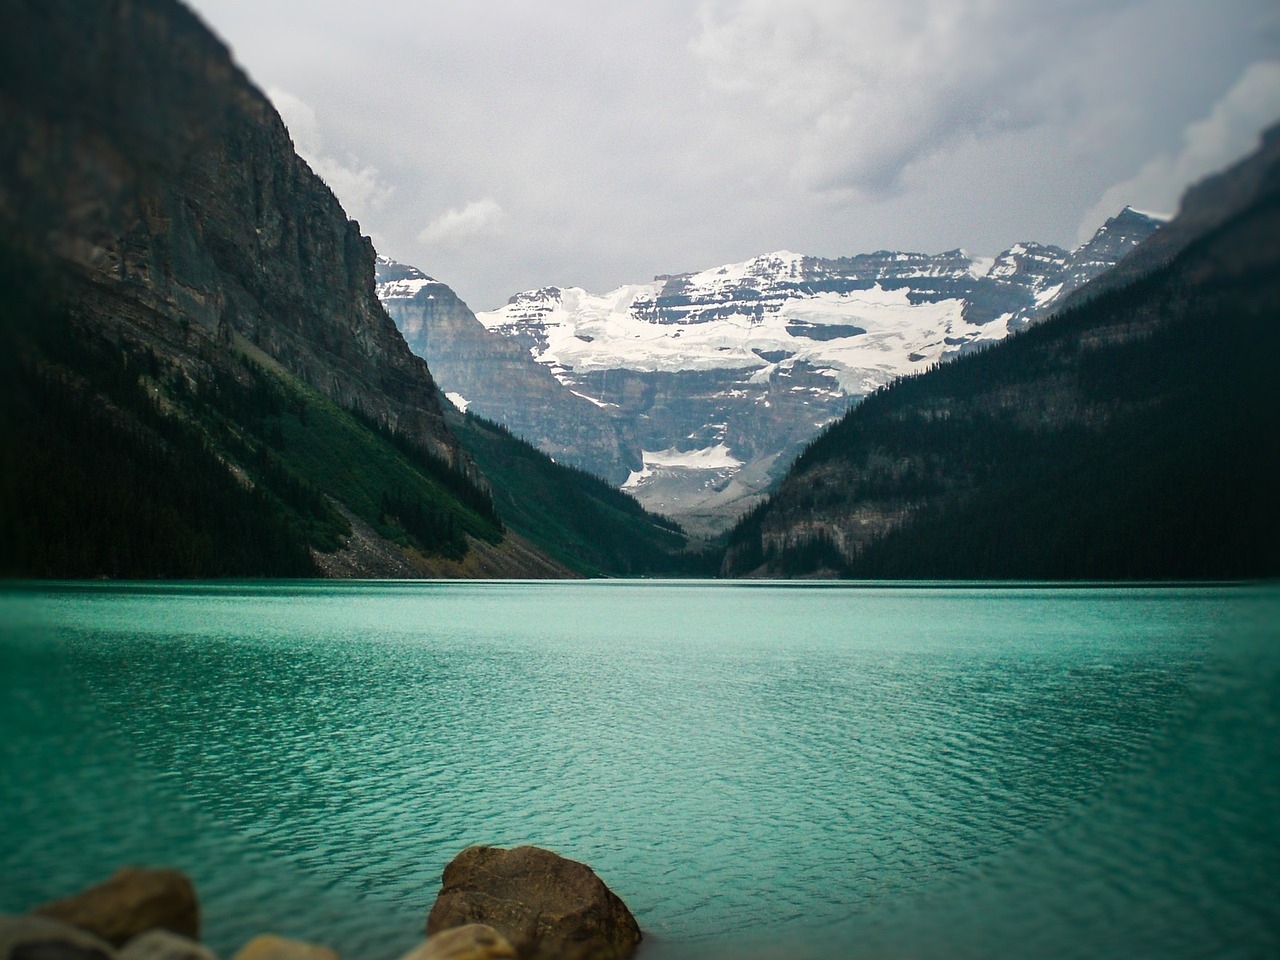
[726,196,1280,580]
[450,411,717,577]
[0,246,504,578]
[0,261,317,577]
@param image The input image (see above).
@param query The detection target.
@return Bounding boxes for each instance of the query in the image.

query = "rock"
[400,926,515,960]
[119,931,216,960]
[230,936,338,960]
[0,914,117,960]
[33,869,199,948]
[426,846,641,960]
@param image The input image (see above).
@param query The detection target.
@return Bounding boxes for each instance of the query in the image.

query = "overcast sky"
[186,0,1280,311]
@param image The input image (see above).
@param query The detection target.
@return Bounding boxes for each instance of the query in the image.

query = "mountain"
[418,211,1160,536]
[445,409,712,577]
[721,127,1280,580]
[0,0,685,579]
[376,257,642,483]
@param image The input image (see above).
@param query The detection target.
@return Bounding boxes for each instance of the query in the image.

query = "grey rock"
[119,931,216,960]
[0,915,117,960]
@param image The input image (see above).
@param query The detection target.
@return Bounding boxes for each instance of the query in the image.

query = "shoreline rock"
[33,869,199,948]
[403,925,515,960]
[120,930,217,960]
[231,935,338,960]
[9,847,642,960]
[1,914,118,960]
[426,845,641,960]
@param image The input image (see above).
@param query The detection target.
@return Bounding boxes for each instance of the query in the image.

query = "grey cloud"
[189,0,1278,310]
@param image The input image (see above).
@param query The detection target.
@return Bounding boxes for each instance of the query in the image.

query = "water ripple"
[1,582,1274,960]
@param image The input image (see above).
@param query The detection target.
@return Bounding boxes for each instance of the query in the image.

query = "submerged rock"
[426,846,641,960]
[33,869,199,947]
[230,936,337,960]
[0,914,117,960]
[119,931,217,960]
[401,925,515,960]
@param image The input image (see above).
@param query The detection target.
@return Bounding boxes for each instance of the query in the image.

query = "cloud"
[417,199,507,249]
[267,86,393,226]
[1078,60,1280,240]
[690,0,1130,195]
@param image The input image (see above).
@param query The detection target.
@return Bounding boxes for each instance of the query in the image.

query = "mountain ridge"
[0,0,689,579]
[720,127,1280,579]
[378,209,1160,535]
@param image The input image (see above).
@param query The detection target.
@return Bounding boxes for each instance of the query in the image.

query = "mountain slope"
[721,129,1280,580]
[0,0,673,579]
[453,212,1159,534]
[446,410,707,577]
[376,257,642,483]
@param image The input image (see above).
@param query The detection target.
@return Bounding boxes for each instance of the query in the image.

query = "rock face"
[377,260,641,484]
[0,0,457,466]
[0,915,117,960]
[383,212,1159,533]
[426,847,641,960]
[33,869,198,949]
[0,0,603,580]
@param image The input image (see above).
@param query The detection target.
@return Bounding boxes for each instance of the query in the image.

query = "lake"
[1,581,1277,959]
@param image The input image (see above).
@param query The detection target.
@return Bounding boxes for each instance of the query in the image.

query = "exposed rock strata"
[0,0,457,467]
[377,260,640,484]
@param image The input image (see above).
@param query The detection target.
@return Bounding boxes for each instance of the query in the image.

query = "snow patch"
[444,392,470,412]
[478,278,967,394]
[1034,282,1065,306]
[377,277,436,299]
[967,255,996,278]
[622,443,743,488]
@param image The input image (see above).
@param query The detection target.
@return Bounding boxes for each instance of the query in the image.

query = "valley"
[379,209,1160,535]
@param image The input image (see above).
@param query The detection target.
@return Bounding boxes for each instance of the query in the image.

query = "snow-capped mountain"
[467,209,1161,532]
[376,257,642,483]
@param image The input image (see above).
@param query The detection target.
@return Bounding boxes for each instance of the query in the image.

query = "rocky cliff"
[376,258,642,482]
[0,0,456,464]
[0,0,605,578]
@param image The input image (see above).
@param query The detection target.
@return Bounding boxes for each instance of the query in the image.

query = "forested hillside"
[723,128,1280,580]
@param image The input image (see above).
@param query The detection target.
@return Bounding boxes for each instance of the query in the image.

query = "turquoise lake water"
[1,581,1277,959]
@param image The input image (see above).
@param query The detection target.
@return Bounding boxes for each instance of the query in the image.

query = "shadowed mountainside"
[722,126,1280,580]
[0,0,685,579]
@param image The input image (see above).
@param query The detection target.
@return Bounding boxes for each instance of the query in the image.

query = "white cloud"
[417,199,507,248]
[267,86,393,226]
[1078,60,1280,242]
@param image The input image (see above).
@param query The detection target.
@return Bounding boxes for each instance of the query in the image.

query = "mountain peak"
[1117,205,1170,223]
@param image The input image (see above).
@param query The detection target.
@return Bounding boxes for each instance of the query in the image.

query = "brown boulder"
[400,925,515,960]
[33,870,199,948]
[426,846,640,960]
